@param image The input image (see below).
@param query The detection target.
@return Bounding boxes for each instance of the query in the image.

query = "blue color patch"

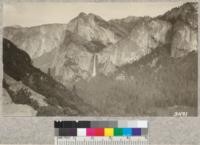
[132,128,141,136]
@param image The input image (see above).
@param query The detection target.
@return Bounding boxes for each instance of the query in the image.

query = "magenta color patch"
[86,128,95,136]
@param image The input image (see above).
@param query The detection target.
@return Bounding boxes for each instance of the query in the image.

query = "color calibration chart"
[54,120,148,145]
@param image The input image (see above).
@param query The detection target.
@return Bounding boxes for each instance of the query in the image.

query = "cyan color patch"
[122,128,132,136]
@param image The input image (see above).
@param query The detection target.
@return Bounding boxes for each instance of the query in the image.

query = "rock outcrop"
[4,24,68,58]
[66,12,126,45]
[98,19,172,70]
[160,2,198,57]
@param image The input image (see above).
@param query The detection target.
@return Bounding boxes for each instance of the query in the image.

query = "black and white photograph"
[2,2,198,116]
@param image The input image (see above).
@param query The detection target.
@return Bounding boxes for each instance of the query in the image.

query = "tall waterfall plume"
[92,54,98,77]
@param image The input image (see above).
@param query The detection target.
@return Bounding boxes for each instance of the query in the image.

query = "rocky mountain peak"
[159,2,198,57]
[160,2,198,29]
[182,2,198,10]
[66,12,121,45]
[109,16,151,35]
[76,12,104,20]
[78,12,87,17]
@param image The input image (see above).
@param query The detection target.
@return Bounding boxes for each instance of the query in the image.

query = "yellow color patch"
[104,128,114,136]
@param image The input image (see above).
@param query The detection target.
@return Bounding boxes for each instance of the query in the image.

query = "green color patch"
[114,128,123,136]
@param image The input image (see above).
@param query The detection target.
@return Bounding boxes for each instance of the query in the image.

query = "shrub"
[37,106,64,116]
[30,99,40,110]
[13,88,31,104]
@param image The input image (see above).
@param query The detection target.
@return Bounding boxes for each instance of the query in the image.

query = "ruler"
[55,136,148,145]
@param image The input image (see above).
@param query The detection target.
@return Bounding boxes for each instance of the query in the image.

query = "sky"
[3,2,185,27]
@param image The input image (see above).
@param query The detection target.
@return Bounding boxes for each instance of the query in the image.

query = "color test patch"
[95,128,104,136]
[77,128,86,136]
[132,128,141,136]
[55,120,148,137]
[114,128,123,136]
[104,128,114,136]
[59,128,77,136]
[123,128,132,136]
[87,128,96,136]
[137,120,148,128]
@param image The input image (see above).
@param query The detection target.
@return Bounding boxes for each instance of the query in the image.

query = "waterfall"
[92,54,97,77]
